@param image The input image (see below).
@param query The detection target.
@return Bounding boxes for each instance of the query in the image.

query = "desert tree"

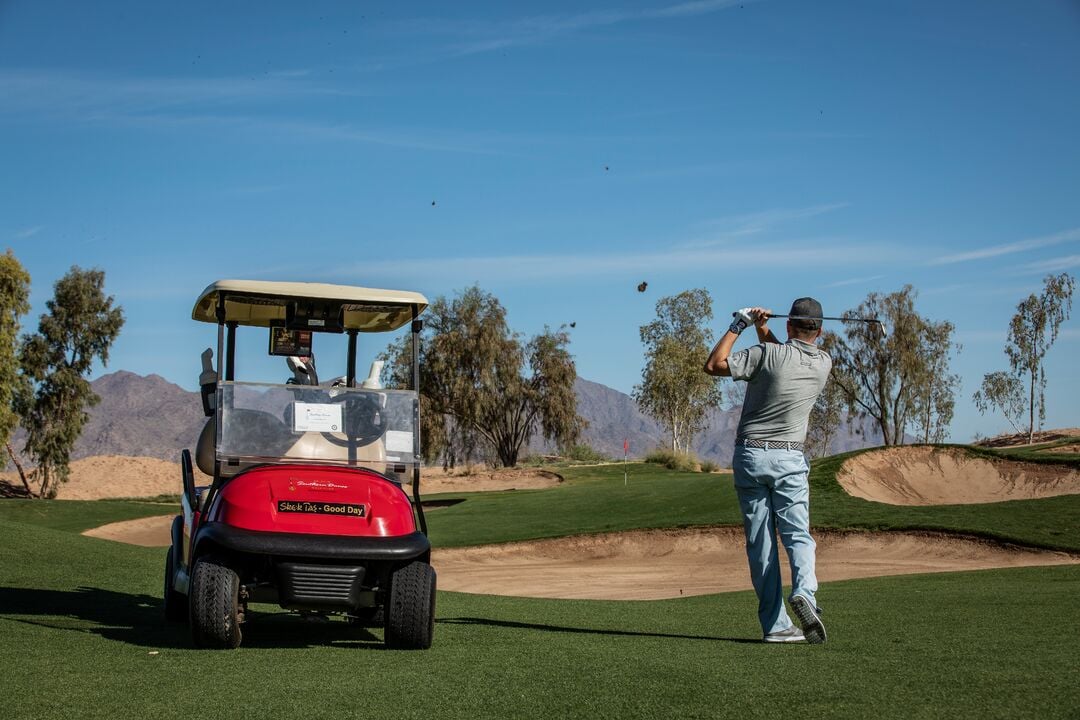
[972,371,1026,436]
[383,286,583,468]
[805,333,847,458]
[1004,273,1074,443]
[806,377,846,458]
[634,289,723,453]
[910,320,961,444]
[14,267,124,498]
[828,285,958,445]
[0,250,32,493]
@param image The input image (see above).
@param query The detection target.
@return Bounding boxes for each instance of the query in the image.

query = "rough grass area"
[1,512,1078,720]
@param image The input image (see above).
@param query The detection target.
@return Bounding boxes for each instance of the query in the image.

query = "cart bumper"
[194,522,430,562]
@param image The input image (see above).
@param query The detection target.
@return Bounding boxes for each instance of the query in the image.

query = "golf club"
[732,312,889,338]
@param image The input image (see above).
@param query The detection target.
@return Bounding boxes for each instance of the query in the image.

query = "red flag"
[623,438,629,453]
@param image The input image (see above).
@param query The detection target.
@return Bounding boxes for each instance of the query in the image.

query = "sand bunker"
[837,446,1080,506]
[83,514,176,546]
[0,455,211,500]
[405,468,562,494]
[433,528,1079,600]
[1,458,558,500]
[85,520,1078,600]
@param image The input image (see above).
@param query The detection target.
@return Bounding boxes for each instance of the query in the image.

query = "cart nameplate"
[277,500,365,517]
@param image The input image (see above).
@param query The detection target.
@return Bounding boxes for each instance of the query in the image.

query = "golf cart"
[163,280,434,650]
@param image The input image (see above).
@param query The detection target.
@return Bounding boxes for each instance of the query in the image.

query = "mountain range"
[8,371,879,466]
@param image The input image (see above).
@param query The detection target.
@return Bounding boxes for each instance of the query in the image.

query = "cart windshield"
[216,382,419,478]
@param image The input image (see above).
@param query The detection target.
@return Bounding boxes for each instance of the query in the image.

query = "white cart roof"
[192,279,427,332]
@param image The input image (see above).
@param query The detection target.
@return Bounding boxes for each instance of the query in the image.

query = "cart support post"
[225,322,237,381]
[410,308,427,535]
[346,330,358,388]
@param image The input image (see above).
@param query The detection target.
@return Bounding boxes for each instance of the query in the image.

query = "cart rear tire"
[384,561,436,649]
[163,549,188,623]
[189,555,242,649]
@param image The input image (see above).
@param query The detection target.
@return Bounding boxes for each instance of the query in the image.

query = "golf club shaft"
[731,312,881,324]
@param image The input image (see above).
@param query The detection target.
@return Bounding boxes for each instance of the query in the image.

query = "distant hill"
[7,371,881,466]
[561,378,879,462]
[9,371,206,464]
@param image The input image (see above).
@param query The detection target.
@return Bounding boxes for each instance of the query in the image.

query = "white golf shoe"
[763,625,805,643]
[790,595,827,644]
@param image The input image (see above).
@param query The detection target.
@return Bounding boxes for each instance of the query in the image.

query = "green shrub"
[644,448,699,472]
[565,444,608,462]
[699,459,719,473]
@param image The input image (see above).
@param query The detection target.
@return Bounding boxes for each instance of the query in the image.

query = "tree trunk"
[37,466,49,500]
[923,390,931,444]
[1028,368,1036,444]
[5,442,34,497]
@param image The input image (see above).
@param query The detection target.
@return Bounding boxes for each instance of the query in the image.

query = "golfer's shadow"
[438,617,760,644]
[0,586,383,650]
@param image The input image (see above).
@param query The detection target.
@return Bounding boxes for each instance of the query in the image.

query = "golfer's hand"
[750,307,772,329]
[730,307,754,335]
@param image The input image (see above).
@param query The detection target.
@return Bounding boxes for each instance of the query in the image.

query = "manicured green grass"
[0,498,174,533]
[2,514,1078,719]
[424,463,740,547]
[3,444,1080,718]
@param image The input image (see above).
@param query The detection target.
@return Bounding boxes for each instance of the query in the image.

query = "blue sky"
[2,0,1079,441]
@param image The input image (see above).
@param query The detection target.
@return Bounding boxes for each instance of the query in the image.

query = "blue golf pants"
[732,446,818,635]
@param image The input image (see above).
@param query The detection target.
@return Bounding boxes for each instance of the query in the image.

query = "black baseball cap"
[789,297,823,330]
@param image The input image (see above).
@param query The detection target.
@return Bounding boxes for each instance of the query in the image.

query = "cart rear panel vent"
[277,563,366,610]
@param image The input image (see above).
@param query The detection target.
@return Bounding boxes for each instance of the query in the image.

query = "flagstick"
[623,438,628,486]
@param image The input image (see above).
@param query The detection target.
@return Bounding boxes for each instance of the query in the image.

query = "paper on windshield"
[293,402,343,433]
[385,430,414,453]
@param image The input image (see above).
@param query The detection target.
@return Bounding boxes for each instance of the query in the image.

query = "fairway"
[3,450,1080,719]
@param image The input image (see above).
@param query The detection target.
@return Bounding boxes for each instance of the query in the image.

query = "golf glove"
[729,307,755,335]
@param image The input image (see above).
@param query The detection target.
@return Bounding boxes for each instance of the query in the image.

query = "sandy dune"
[432,528,1079,599]
[1,457,558,499]
[84,514,176,546]
[0,455,212,500]
[406,467,562,494]
[82,519,1078,600]
[837,446,1080,505]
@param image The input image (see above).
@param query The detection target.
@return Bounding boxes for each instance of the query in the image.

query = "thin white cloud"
[13,225,43,240]
[823,274,884,288]
[0,68,361,120]
[0,69,517,155]
[383,0,754,61]
[325,239,894,286]
[928,227,1080,266]
[681,202,850,248]
[1021,254,1080,274]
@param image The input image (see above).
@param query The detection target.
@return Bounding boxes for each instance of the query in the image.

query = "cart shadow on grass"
[437,617,761,644]
[0,585,390,650]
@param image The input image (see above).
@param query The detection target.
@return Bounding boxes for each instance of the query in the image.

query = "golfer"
[703,298,831,644]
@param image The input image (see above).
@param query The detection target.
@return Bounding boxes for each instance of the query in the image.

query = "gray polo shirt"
[727,339,832,443]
